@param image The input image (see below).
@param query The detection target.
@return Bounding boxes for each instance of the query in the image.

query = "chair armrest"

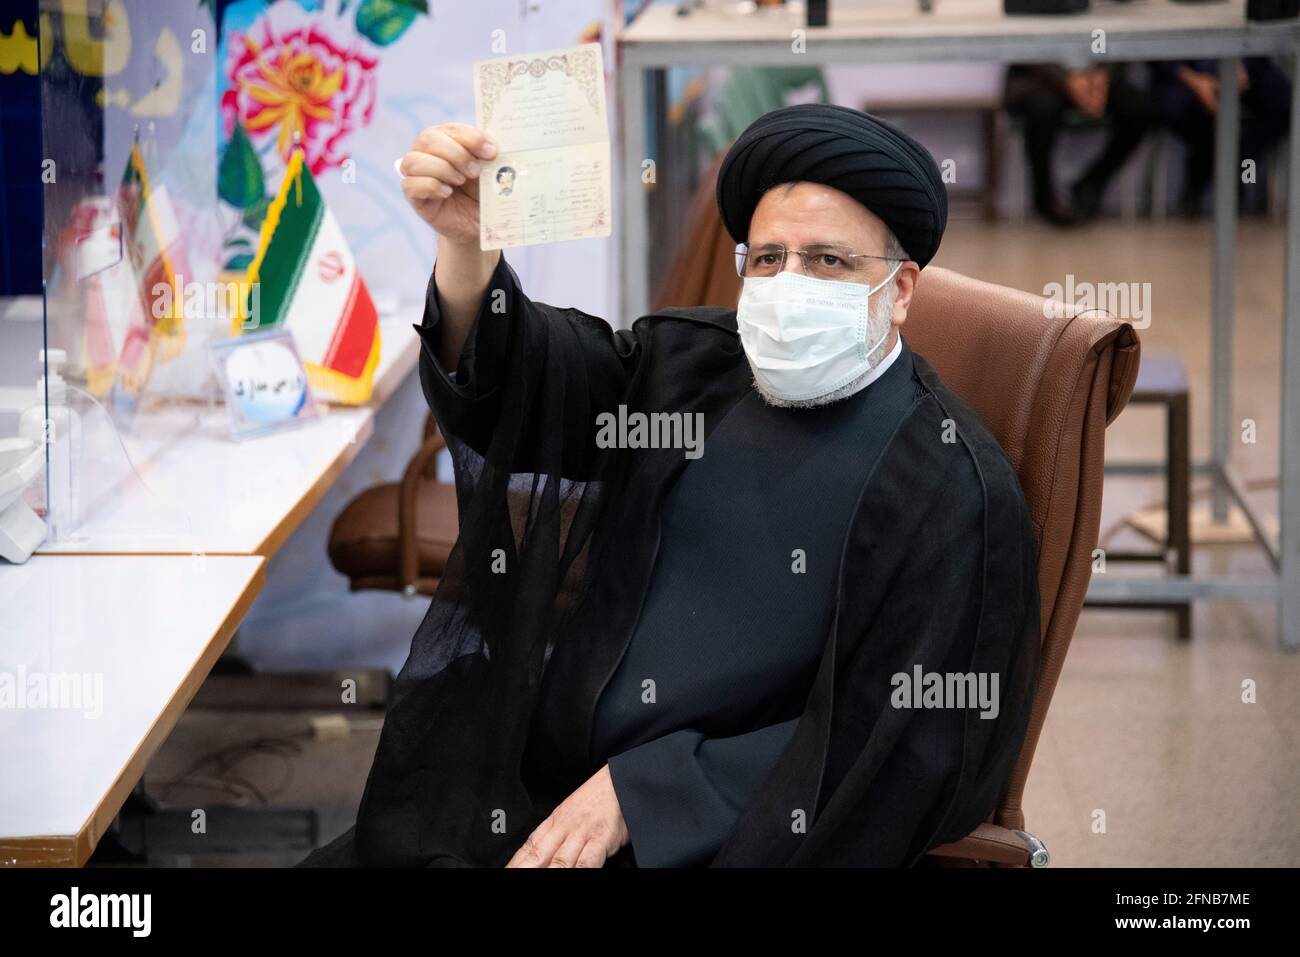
[398,423,449,593]
[926,823,1049,867]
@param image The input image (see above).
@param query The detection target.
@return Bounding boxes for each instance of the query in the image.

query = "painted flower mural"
[221,19,378,175]
[215,0,433,273]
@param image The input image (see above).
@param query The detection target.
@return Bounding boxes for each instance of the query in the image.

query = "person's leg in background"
[1150,63,1215,217]
[1071,66,1157,223]
[1239,56,1292,216]
[1005,64,1075,227]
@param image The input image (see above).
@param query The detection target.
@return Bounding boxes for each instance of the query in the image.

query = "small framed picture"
[208,329,318,440]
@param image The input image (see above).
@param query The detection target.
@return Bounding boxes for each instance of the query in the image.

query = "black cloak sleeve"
[353,254,657,866]
[413,251,641,480]
[607,717,800,867]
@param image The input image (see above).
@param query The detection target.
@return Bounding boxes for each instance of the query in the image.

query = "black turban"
[715,103,948,269]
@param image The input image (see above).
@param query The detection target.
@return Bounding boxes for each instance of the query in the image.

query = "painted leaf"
[355,0,427,47]
[242,196,271,230]
[218,124,265,209]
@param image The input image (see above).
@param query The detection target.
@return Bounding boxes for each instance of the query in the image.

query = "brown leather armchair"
[907,267,1139,866]
[329,413,458,598]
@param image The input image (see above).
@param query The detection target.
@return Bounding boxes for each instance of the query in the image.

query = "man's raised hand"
[399,122,498,245]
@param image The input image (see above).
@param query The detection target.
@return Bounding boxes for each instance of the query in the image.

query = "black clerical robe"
[309,251,1040,869]
[586,344,921,867]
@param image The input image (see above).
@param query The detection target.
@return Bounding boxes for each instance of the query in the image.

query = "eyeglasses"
[735,242,904,281]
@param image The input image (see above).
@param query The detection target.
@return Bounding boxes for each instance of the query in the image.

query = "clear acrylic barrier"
[30,0,228,550]
[0,299,48,562]
[41,384,195,550]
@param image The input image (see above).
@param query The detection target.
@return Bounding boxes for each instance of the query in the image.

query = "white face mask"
[735,262,902,404]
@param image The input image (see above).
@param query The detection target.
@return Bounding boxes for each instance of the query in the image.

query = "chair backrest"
[652,168,1141,828]
[652,148,741,314]
[904,268,1139,827]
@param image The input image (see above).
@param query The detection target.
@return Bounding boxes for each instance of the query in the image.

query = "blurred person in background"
[1004,62,1156,226]
[1148,57,1292,217]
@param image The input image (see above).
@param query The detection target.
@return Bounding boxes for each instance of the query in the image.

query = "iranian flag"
[120,142,186,355]
[238,149,381,405]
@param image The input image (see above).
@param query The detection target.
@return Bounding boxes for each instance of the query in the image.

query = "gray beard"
[751,283,898,409]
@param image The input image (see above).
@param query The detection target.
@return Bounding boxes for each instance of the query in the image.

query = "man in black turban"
[302,106,1040,868]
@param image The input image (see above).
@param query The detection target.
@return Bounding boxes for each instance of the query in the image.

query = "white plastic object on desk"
[0,436,47,562]
[17,349,82,541]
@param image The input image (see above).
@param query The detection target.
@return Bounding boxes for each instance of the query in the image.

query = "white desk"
[33,315,419,557]
[34,401,375,557]
[0,554,265,866]
[0,316,418,865]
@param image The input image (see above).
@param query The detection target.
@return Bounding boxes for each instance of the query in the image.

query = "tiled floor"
[142,217,1300,867]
